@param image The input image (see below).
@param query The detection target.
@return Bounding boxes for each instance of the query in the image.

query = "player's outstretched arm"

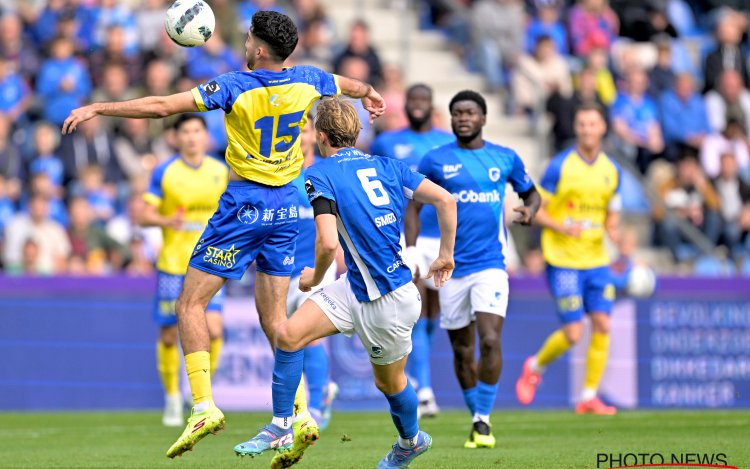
[335,75,385,123]
[136,200,183,230]
[61,91,199,134]
[413,179,456,287]
[300,211,339,292]
[513,186,542,225]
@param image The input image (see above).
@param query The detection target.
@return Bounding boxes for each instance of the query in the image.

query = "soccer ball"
[165,0,215,47]
[625,264,656,298]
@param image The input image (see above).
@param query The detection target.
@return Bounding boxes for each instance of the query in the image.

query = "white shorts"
[287,265,337,317]
[439,268,509,330]
[415,236,441,291]
[309,275,422,365]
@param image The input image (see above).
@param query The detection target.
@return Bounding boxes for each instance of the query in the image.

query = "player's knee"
[478,335,500,358]
[591,319,610,335]
[373,375,402,395]
[562,327,583,345]
[275,322,303,351]
[452,342,474,364]
[160,327,178,346]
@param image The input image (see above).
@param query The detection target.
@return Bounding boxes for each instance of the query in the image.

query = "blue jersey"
[305,148,425,302]
[419,141,534,278]
[371,128,454,238]
[291,166,318,277]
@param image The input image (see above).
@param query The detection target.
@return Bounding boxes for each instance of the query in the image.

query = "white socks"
[193,401,210,413]
[272,416,292,430]
[530,356,545,375]
[580,387,597,402]
[472,413,490,424]
[398,433,419,449]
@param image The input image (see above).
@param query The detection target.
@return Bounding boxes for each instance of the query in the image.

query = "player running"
[61,11,385,458]
[515,103,621,415]
[137,114,228,427]
[372,84,454,417]
[234,97,456,468]
[408,90,540,449]
[287,120,339,430]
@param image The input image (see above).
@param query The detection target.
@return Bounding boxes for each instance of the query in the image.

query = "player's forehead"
[450,100,482,114]
[406,87,431,102]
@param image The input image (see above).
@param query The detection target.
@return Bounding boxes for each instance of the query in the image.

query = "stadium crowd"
[1,0,750,276]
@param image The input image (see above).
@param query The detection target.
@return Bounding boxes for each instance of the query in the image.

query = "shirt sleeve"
[305,167,335,204]
[143,162,168,206]
[608,162,624,212]
[539,154,565,197]
[298,66,340,97]
[508,151,534,194]
[395,160,425,200]
[417,151,436,182]
[191,73,236,112]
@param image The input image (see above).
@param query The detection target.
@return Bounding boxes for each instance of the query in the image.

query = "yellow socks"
[583,332,610,393]
[185,351,212,406]
[210,338,223,376]
[536,329,572,370]
[293,376,308,418]
[157,341,180,396]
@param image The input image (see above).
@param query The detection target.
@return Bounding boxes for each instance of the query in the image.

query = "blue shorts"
[546,264,615,324]
[189,180,299,280]
[153,271,225,326]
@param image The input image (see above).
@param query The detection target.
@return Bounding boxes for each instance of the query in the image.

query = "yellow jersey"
[144,155,228,275]
[538,148,622,269]
[191,66,341,186]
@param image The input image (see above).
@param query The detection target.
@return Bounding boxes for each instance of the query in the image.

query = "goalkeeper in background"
[515,103,622,415]
[137,114,228,427]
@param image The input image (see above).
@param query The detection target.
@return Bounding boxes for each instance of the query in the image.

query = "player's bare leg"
[166,268,226,458]
[373,356,432,469]
[575,313,616,415]
[237,299,337,464]
[255,272,314,431]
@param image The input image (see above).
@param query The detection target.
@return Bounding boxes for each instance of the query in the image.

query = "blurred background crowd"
[1,0,750,277]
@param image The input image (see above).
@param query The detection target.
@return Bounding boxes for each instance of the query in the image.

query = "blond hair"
[315,96,362,148]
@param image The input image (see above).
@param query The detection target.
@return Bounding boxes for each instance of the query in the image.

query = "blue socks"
[385,384,419,440]
[462,386,478,415]
[272,348,304,418]
[409,319,431,390]
[303,343,328,411]
[475,380,500,417]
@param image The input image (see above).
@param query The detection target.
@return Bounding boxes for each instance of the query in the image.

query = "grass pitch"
[1,410,748,468]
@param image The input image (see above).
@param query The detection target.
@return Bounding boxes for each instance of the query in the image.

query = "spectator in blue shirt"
[659,73,711,162]
[93,0,139,54]
[525,0,568,55]
[0,174,15,239]
[0,56,31,122]
[611,68,665,173]
[185,34,243,81]
[0,14,40,84]
[35,37,92,126]
[29,123,65,189]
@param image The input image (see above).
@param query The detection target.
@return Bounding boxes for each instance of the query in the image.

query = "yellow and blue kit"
[189,66,340,279]
[538,148,622,323]
[144,155,229,325]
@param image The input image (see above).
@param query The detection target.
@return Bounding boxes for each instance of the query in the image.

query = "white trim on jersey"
[337,217,382,300]
[498,208,508,261]
[403,186,415,199]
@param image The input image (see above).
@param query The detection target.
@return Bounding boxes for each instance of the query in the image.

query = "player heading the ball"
[61,10,385,459]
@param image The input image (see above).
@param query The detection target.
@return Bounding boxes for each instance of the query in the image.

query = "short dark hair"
[449,90,487,115]
[173,113,207,130]
[251,11,299,61]
[574,102,607,121]
[406,83,432,99]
